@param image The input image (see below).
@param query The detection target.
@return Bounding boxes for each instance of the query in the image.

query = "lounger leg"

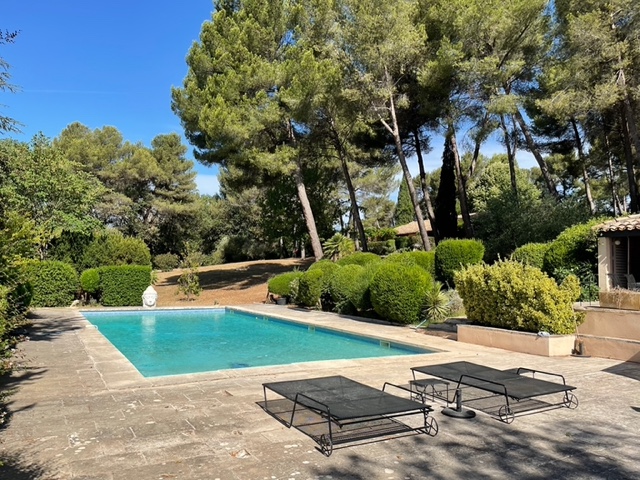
[424,414,438,436]
[319,434,333,456]
[564,392,579,409]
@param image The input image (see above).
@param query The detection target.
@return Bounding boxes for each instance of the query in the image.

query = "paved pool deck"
[1,305,639,479]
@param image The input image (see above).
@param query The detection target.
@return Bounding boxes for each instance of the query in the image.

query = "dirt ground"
[154,257,314,307]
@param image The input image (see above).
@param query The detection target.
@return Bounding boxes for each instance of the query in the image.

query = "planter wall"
[457,325,575,357]
[599,290,640,311]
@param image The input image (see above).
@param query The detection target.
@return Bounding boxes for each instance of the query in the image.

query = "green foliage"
[394,180,415,226]
[308,259,341,277]
[336,252,381,267]
[327,264,366,314]
[420,281,451,326]
[322,233,356,260]
[368,228,397,241]
[81,230,151,269]
[153,253,180,271]
[406,251,436,276]
[98,265,152,307]
[268,271,303,297]
[21,260,78,307]
[177,267,201,301]
[79,268,101,295]
[542,220,600,279]
[435,239,485,287]
[369,263,431,324]
[511,242,550,270]
[368,240,396,255]
[296,269,326,308]
[455,260,583,335]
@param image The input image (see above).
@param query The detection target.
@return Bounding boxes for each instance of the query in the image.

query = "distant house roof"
[394,220,432,236]
[595,214,640,234]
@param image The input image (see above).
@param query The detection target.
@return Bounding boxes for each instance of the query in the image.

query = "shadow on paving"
[163,259,313,292]
[603,361,640,381]
[24,310,84,343]
[309,417,638,479]
[0,451,52,480]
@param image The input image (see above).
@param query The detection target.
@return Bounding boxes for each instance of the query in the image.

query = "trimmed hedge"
[369,263,431,324]
[511,243,550,270]
[268,271,303,297]
[336,252,381,267]
[21,260,78,307]
[384,251,436,277]
[542,220,600,279]
[327,264,365,314]
[368,240,396,255]
[296,269,325,308]
[80,268,101,295]
[455,260,583,335]
[81,231,151,269]
[98,265,152,307]
[435,239,484,287]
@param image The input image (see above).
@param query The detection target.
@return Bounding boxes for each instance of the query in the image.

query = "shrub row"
[455,260,583,335]
[85,265,152,307]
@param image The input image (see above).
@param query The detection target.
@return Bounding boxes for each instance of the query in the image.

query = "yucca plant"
[322,233,355,261]
[419,281,451,328]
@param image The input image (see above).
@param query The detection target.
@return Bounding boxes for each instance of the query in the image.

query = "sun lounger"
[260,375,438,456]
[411,361,578,423]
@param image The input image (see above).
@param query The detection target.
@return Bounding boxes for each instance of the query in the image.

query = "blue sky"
[2,1,534,198]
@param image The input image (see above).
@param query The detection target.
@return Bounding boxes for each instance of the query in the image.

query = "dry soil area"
[153,257,314,307]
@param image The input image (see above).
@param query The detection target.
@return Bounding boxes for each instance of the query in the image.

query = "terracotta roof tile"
[595,214,640,233]
[394,220,432,236]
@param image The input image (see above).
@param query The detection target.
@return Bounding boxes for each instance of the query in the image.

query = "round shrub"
[98,265,152,307]
[511,243,550,270]
[336,252,381,267]
[542,220,600,279]
[327,264,365,314]
[384,251,436,276]
[455,260,583,335]
[383,252,417,267]
[21,260,79,307]
[435,239,484,287]
[268,271,303,297]
[368,240,396,255]
[81,231,151,269]
[80,268,101,295]
[153,253,180,271]
[369,263,431,324]
[296,269,325,308]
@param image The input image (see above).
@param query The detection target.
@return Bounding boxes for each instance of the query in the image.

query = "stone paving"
[1,305,639,480]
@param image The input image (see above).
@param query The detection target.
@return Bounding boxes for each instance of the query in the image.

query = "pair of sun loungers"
[260,361,578,456]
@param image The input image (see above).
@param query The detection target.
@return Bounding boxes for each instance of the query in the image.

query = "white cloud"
[195,174,220,196]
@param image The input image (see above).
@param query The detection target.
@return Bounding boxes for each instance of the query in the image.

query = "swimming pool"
[81,309,433,377]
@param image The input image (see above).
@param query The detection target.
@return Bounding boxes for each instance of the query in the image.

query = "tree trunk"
[513,108,560,200]
[619,105,640,213]
[469,111,490,179]
[330,120,368,251]
[500,114,518,197]
[413,129,439,242]
[570,118,596,214]
[604,130,624,215]
[448,123,474,238]
[617,69,640,166]
[287,118,324,259]
[378,67,430,250]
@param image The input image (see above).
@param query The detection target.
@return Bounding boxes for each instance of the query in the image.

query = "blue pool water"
[81,309,432,377]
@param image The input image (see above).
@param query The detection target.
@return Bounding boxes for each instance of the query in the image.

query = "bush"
[323,233,356,260]
[296,269,325,308]
[81,231,151,269]
[455,260,583,335]
[542,220,600,279]
[268,271,304,297]
[80,268,101,295]
[21,260,79,307]
[153,253,180,271]
[435,239,484,287]
[368,240,396,255]
[511,243,550,269]
[98,265,152,307]
[385,251,435,276]
[368,228,397,241]
[336,252,381,267]
[369,263,431,324]
[327,264,366,314]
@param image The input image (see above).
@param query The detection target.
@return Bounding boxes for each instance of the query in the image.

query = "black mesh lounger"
[411,361,578,423]
[261,375,438,455]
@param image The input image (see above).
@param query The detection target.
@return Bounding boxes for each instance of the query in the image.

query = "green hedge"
[369,263,431,324]
[455,260,583,334]
[542,221,600,279]
[81,231,151,269]
[511,243,550,270]
[21,260,78,307]
[384,251,435,277]
[435,239,484,287]
[98,265,152,307]
[296,269,325,308]
[268,271,303,297]
[368,240,396,255]
[336,252,381,267]
[327,264,365,314]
